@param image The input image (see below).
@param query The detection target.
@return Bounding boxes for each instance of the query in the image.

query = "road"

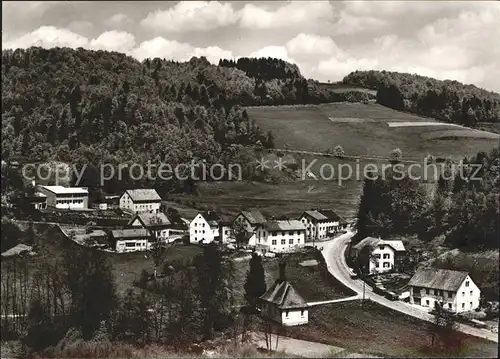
[321,231,499,343]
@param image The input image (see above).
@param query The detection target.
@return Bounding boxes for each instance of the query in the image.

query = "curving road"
[321,230,498,343]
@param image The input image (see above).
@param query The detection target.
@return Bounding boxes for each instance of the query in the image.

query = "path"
[321,231,499,343]
[250,332,380,358]
[307,295,360,307]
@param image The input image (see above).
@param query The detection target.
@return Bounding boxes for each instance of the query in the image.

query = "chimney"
[279,260,287,282]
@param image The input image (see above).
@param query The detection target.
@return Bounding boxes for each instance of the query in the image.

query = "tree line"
[343,70,500,128]
[355,146,500,251]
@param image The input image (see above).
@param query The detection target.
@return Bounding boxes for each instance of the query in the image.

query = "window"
[289,231,293,235]
[469,291,473,296]
[272,240,277,245]
[462,292,465,297]
[465,281,469,287]
[286,310,289,318]
[426,300,430,306]
[301,309,305,317]
[383,253,390,259]
[379,245,385,250]
[273,232,277,236]
[289,238,294,244]
[470,302,473,308]
[195,230,197,233]
[462,303,465,309]
[281,239,286,245]
[448,303,452,309]
[448,291,453,297]
[374,254,381,259]
[439,290,444,297]
[383,262,390,268]
[426,289,430,295]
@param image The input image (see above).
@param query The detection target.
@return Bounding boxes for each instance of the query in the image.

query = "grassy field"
[247,103,499,162]
[232,252,353,306]
[284,300,498,358]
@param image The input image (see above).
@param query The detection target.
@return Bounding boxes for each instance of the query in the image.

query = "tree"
[243,253,266,309]
[333,145,345,158]
[231,220,248,246]
[390,148,403,163]
[428,303,461,353]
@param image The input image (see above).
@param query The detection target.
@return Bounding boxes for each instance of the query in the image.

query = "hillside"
[343,70,500,130]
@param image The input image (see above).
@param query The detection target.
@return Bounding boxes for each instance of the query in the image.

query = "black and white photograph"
[1,1,499,357]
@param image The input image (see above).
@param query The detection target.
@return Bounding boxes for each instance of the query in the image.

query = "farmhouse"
[255,220,306,253]
[408,268,481,313]
[128,212,174,242]
[260,261,309,326]
[111,228,151,253]
[189,211,221,244]
[352,237,405,274]
[231,210,267,246]
[119,189,161,214]
[38,185,89,210]
[26,192,47,210]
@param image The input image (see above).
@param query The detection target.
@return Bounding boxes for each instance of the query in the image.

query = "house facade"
[408,268,481,313]
[111,228,151,252]
[128,212,175,242]
[299,209,347,242]
[119,189,161,213]
[26,192,47,210]
[260,261,309,326]
[231,210,266,246]
[255,220,306,253]
[352,237,405,274]
[189,212,220,244]
[38,185,88,210]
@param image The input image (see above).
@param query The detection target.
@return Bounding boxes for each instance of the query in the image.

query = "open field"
[284,300,499,358]
[247,103,499,162]
[316,82,378,96]
[232,252,352,306]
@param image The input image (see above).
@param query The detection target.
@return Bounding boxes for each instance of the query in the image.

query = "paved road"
[307,295,360,307]
[321,231,499,343]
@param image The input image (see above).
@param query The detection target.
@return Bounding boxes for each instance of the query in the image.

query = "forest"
[343,70,500,128]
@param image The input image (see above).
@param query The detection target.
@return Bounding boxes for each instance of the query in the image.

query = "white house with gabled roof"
[189,211,220,244]
[255,220,306,253]
[408,268,481,313]
[352,236,405,274]
[119,189,161,213]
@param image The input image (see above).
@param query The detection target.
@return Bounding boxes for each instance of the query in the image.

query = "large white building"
[38,185,88,210]
[352,237,405,274]
[255,220,306,253]
[408,268,481,313]
[189,211,220,244]
[119,189,161,213]
[260,261,309,326]
[299,209,347,242]
[111,228,151,253]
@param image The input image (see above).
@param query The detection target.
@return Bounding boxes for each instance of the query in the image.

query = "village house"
[119,189,161,213]
[219,221,234,244]
[299,209,348,242]
[260,261,309,326]
[352,236,405,274]
[38,185,89,210]
[408,268,481,313]
[255,220,306,253]
[26,192,47,210]
[231,210,267,246]
[110,228,151,252]
[189,211,220,244]
[128,212,175,243]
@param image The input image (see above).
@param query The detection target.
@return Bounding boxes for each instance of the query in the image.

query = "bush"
[333,145,345,158]
[391,148,403,162]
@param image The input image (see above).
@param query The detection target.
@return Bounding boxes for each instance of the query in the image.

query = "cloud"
[132,37,232,64]
[105,13,132,29]
[239,1,333,29]
[285,33,341,60]
[2,26,89,49]
[249,46,293,63]
[90,31,136,53]
[66,20,93,36]
[140,1,237,33]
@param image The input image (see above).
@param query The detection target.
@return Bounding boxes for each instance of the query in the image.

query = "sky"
[2,1,499,92]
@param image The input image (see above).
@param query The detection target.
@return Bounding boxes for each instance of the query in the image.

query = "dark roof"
[408,268,469,291]
[302,210,328,221]
[260,279,309,309]
[201,211,221,227]
[318,209,347,223]
[240,210,267,225]
[111,228,150,239]
[124,189,161,202]
[130,212,171,228]
[265,220,306,231]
